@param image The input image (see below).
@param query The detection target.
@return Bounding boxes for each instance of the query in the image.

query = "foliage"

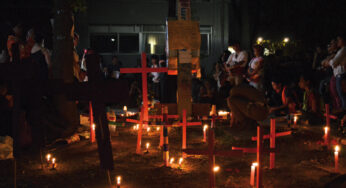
[69,0,87,13]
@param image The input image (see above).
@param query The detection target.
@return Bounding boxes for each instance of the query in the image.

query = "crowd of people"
[1,22,346,131]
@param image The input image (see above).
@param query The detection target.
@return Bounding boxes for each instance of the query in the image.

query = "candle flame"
[156,127,160,131]
[123,106,127,111]
[203,125,208,132]
[92,124,95,131]
[218,111,229,116]
[294,115,298,122]
[146,142,150,149]
[147,127,151,132]
[252,162,258,167]
[116,176,121,185]
[213,166,220,172]
[52,158,56,164]
[46,153,51,161]
[335,145,340,152]
[179,157,183,165]
[324,126,329,134]
[170,157,175,164]
[136,124,139,130]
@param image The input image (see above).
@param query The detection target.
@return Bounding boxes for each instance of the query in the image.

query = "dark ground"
[0,117,345,188]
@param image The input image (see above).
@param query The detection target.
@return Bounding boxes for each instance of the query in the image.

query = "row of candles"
[45,153,57,169]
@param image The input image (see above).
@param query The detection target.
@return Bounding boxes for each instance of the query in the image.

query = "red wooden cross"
[120,53,168,126]
[125,107,147,154]
[183,128,243,188]
[232,126,266,188]
[251,119,291,169]
[180,109,202,155]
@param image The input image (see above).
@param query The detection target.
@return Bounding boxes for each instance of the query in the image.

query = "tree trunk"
[51,0,79,137]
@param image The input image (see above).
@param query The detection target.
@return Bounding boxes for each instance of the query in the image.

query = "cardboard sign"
[167,20,201,50]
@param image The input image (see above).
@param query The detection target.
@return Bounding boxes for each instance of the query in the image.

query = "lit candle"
[146,142,150,153]
[46,153,51,163]
[116,176,121,188]
[335,145,340,172]
[147,127,151,132]
[213,165,220,172]
[178,157,183,168]
[324,126,329,145]
[293,115,298,125]
[170,157,175,165]
[136,124,139,130]
[52,158,56,169]
[203,125,208,142]
[156,127,160,131]
[91,123,96,143]
[123,106,127,117]
[250,162,258,186]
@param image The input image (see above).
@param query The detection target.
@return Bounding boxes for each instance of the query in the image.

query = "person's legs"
[336,74,346,109]
[329,76,340,109]
[229,96,268,122]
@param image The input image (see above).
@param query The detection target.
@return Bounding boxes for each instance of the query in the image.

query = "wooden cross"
[0,53,130,171]
[183,128,243,188]
[120,52,168,127]
[232,126,266,188]
[125,106,146,154]
[251,119,291,169]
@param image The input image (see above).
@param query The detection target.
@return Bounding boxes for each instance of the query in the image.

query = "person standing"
[150,55,160,101]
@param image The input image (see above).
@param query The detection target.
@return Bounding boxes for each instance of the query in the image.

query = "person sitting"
[225,41,248,86]
[269,79,297,116]
[247,44,264,91]
[298,74,322,125]
[227,83,269,127]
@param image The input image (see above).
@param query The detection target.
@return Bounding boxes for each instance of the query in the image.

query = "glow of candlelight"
[46,153,51,162]
[147,127,151,132]
[136,124,139,130]
[92,124,95,131]
[123,106,127,111]
[116,176,121,185]
[213,166,220,172]
[252,162,258,167]
[169,157,175,164]
[156,127,160,131]
[52,158,56,164]
[293,115,298,123]
[335,145,340,152]
[146,142,150,149]
[324,126,329,135]
[179,157,183,165]
[218,111,229,116]
[203,125,208,132]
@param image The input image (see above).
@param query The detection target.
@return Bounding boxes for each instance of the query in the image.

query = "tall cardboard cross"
[183,128,243,188]
[120,52,168,126]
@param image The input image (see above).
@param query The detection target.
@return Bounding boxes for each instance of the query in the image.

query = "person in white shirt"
[324,35,346,109]
[150,55,160,100]
[328,35,346,109]
[225,41,248,86]
[247,44,264,91]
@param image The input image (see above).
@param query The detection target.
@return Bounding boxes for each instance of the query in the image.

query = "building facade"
[76,0,230,75]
